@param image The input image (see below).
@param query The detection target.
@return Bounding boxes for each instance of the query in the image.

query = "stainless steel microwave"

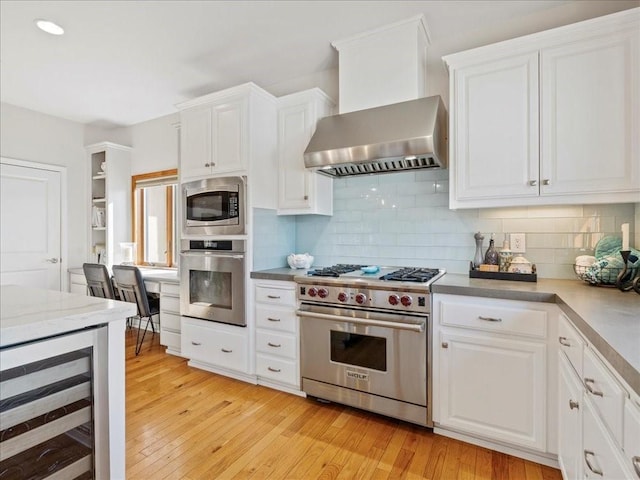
[182,176,246,236]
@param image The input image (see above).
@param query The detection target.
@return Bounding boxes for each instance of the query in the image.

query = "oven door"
[299,304,427,407]
[180,251,245,326]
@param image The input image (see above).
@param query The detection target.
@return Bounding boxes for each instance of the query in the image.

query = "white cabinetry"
[181,317,253,382]
[159,282,181,356]
[254,280,301,394]
[432,294,559,461]
[86,142,131,267]
[277,89,335,215]
[445,8,639,209]
[69,269,88,295]
[557,313,636,480]
[177,83,277,190]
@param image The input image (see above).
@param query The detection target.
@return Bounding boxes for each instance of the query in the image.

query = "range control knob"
[308,287,318,297]
[318,288,329,299]
[388,294,400,306]
[400,295,413,307]
[355,293,367,305]
[337,292,348,302]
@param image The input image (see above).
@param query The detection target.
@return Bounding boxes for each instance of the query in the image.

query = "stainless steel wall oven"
[180,239,246,326]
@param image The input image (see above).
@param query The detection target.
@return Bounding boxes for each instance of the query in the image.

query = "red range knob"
[355,293,367,304]
[318,288,329,298]
[308,287,318,297]
[400,295,412,307]
[338,292,348,302]
[388,294,400,306]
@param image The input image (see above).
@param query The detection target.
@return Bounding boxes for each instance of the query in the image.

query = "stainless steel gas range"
[296,264,445,427]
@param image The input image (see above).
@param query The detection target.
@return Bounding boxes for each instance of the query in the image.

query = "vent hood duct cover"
[304,95,447,177]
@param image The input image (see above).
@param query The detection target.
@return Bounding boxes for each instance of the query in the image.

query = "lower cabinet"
[559,353,584,480]
[182,317,250,378]
[432,293,558,462]
[159,282,181,356]
[69,270,88,294]
[253,280,301,394]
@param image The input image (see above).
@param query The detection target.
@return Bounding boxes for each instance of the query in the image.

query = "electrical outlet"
[511,233,526,253]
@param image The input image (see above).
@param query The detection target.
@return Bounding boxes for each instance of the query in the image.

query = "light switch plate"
[511,233,526,253]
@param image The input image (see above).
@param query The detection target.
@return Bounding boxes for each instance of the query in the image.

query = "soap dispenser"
[484,233,499,266]
[499,236,513,272]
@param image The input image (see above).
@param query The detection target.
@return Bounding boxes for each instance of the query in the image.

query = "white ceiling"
[1,0,637,128]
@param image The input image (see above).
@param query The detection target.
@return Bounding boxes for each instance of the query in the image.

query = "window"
[131,169,178,267]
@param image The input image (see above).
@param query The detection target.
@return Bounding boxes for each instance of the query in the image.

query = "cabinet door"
[541,28,640,196]
[180,106,213,180]
[211,97,247,174]
[452,52,539,203]
[558,354,584,480]
[437,331,546,451]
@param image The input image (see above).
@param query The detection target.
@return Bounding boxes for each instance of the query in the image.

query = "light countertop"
[0,285,137,348]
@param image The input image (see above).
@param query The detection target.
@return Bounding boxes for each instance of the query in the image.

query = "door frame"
[0,157,68,291]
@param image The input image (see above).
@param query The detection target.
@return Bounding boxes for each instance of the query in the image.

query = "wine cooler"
[0,325,112,479]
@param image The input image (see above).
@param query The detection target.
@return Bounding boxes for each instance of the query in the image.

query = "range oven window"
[188,270,232,309]
[186,191,238,223]
[330,331,387,372]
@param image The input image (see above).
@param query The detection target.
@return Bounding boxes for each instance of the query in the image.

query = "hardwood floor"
[125,330,562,480]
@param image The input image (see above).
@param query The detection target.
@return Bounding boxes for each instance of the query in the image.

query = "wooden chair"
[112,265,160,356]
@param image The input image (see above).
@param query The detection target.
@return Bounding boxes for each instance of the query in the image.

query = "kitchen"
[1,1,640,479]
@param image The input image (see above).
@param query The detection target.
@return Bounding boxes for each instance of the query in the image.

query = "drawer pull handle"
[267,317,281,322]
[558,336,571,347]
[569,399,579,410]
[478,316,502,322]
[584,450,603,476]
[221,348,233,353]
[268,367,281,373]
[584,378,604,397]
[191,341,202,346]
[267,295,281,299]
[267,342,281,348]
[632,456,640,477]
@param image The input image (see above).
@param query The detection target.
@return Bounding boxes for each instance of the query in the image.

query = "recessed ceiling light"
[35,19,64,36]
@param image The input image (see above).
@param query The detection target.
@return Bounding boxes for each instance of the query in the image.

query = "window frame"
[131,169,178,267]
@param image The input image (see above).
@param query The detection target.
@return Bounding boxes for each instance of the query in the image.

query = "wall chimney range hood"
[304,95,447,177]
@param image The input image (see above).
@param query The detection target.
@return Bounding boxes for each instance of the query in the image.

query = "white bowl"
[287,253,314,269]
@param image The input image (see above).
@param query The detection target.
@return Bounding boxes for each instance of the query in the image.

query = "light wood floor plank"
[124,332,562,480]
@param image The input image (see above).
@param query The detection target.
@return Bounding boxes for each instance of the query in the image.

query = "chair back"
[112,265,152,318]
[83,263,116,299]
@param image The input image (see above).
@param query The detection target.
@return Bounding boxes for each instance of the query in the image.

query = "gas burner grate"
[379,267,441,283]
[307,264,363,277]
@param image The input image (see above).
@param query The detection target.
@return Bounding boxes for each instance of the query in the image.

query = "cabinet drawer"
[161,282,180,295]
[255,285,296,306]
[182,322,247,373]
[623,397,640,478]
[256,330,296,359]
[256,355,298,386]
[558,313,585,377]
[583,347,625,447]
[144,281,160,294]
[160,295,180,314]
[161,329,181,351]
[161,312,181,332]
[439,298,547,338]
[255,305,297,333]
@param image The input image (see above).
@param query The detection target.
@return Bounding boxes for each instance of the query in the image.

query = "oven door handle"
[296,310,425,333]
[180,251,244,259]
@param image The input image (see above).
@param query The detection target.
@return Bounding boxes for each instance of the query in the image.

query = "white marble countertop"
[0,285,137,348]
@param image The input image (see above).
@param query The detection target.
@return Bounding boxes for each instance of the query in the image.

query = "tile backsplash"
[292,170,637,279]
[252,208,296,271]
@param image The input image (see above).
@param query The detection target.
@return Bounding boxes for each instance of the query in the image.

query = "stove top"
[307,264,363,277]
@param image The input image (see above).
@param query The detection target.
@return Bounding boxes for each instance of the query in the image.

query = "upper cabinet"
[276,89,335,216]
[86,142,131,267]
[177,82,278,209]
[445,8,640,209]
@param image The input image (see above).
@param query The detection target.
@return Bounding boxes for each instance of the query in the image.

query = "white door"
[0,161,62,290]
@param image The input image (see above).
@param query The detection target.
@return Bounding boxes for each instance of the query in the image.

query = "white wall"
[128,112,180,175]
[0,102,88,270]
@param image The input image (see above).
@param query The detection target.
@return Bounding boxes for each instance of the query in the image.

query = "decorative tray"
[469,269,537,283]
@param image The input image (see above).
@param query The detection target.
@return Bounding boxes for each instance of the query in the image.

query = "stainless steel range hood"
[304,95,447,177]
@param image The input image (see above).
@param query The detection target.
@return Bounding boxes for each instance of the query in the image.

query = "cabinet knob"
[442,342,448,348]
[569,399,579,410]
[542,179,551,186]
[559,336,571,347]
[304,195,309,200]
[631,456,640,477]
[528,180,538,186]
[584,450,603,476]
[584,378,604,397]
